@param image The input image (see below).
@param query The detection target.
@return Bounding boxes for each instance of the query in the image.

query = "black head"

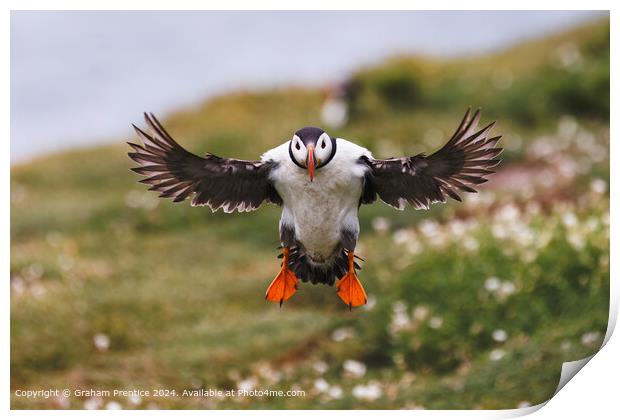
[288,126,337,181]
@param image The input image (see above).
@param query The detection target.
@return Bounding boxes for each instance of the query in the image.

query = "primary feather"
[360,108,502,210]
[128,113,282,212]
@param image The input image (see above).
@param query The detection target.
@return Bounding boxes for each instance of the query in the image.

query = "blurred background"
[11,11,609,409]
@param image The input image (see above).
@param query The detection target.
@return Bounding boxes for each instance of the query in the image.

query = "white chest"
[276,164,363,259]
[263,138,373,260]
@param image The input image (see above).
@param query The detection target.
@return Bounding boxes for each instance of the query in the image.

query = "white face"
[314,132,333,167]
[291,134,309,167]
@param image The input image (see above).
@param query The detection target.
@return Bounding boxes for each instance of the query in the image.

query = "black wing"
[360,109,502,210]
[128,113,282,212]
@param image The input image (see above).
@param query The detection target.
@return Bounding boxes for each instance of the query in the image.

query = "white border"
[3,2,617,418]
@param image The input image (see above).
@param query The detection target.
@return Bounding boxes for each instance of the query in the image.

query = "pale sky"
[11,10,605,162]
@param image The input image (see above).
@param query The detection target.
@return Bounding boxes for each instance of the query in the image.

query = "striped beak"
[307,144,315,182]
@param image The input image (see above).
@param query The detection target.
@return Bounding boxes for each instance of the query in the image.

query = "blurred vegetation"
[351,19,610,125]
[11,18,609,409]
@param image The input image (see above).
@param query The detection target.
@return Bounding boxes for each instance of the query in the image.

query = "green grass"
[10,18,609,409]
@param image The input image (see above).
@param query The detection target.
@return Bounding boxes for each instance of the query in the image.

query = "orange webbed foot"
[336,250,367,310]
[265,248,299,306]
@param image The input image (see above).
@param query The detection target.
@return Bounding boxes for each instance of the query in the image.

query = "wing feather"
[360,109,502,210]
[128,113,282,212]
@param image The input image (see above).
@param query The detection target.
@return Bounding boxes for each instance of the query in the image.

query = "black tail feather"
[283,245,361,286]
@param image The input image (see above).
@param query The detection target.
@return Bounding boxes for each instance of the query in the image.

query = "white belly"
[263,137,373,261]
[275,164,364,261]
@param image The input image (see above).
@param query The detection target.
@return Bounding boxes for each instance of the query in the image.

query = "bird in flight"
[128,109,501,309]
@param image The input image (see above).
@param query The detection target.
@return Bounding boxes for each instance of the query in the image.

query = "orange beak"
[307,144,315,182]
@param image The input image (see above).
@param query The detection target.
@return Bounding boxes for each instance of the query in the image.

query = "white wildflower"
[412,305,430,321]
[511,223,534,247]
[492,329,508,343]
[257,364,282,383]
[364,294,377,311]
[499,281,516,298]
[343,360,367,378]
[525,202,541,217]
[554,43,583,71]
[56,395,70,409]
[489,349,506,361]
[585,217,599,233]
[599,255,609,269]
[24,263,44,280]
[30,284,46,298]
[371,217,390,234]
[406,239,422,255]
[581,331,601,347]
[352,382,382,401]
[465,193,482,206]
[590,179,607,194]
[390,310,411,333]
[557,115,579,139]
[419,220,440,238]
[11,276,26,295]
[428,231,448,248]
[561,340,572,351]
[449,219,467,237]
[237,376,257,392]
[463,237,479,251]
[562,212,578,228]
[496,204,520,223]
[125,190,158,210]
[567,231,585,250]
[428,316,443,329]
[484,277,501,293]
[313,360,329,374]
[393,229,411,245]
[106,401,122,410]
[602,211,609,226]
[491,222,508,240]
[392,300,407,313]
[331,327,355,342]
[84,397,102,410]
[127,393,142,406]
[93,333,110,352]
[539,170,557,188]
[314,378,330,393]
[327,385,343,399]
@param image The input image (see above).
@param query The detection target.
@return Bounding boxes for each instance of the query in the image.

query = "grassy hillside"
[10,18,609,409]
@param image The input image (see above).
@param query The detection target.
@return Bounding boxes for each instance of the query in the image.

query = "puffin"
[128,109,501,309]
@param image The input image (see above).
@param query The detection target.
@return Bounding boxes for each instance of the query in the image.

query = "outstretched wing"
[360,109,502,210]
[128,113,282,212]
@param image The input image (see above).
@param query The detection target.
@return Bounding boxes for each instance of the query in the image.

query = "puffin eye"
[295,142,301,150]
[321,140,326,149]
